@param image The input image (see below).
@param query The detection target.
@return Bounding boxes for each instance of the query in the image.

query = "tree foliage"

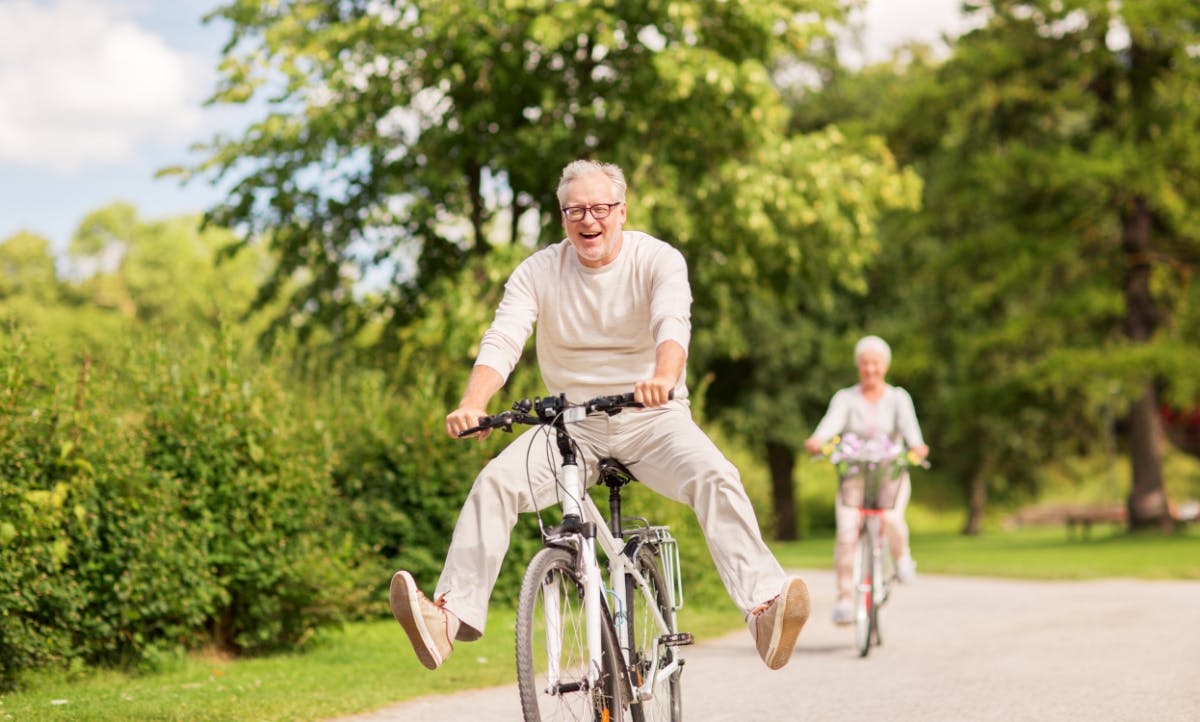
[180,0,848,350]
[66,202,269,331]
[795,0,1200,530]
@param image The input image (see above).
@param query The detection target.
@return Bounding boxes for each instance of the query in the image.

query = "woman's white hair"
[854,335,892,365]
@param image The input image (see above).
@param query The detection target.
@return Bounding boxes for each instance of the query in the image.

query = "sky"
[0,0,970,256]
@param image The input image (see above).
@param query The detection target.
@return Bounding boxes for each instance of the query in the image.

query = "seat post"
[608,482,623,538]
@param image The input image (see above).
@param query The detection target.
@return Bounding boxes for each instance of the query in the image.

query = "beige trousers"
[833,474,912,601]
[434,399,787,640]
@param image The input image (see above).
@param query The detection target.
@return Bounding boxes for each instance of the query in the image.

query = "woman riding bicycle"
[390,159,810,672]
[803,335,929,626]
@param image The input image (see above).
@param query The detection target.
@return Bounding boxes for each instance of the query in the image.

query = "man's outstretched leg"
[747,577,811,670]
[390,570,461,670]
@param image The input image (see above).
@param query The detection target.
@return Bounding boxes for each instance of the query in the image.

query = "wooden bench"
[1010,501,1199,537]
[1006,503,1127,538]
[1063,505,1127,538]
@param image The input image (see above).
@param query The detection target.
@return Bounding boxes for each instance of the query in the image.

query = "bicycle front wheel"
[853,528,874,658]
[517,547,625,722]
[872,537,889,648]
[627,547,682,722]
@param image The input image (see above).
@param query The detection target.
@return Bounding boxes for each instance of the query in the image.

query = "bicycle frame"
[540,405,684,705]
[855,509,892,606]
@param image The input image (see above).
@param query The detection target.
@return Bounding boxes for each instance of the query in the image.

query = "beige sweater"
[475,231,692,403]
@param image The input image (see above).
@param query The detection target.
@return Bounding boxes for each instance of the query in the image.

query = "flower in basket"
[826,433,906,477]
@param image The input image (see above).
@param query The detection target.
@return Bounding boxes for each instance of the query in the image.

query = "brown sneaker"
[390,570,454,670]
[747,577,811,670]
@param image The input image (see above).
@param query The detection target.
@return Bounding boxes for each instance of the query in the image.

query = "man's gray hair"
[854,335,892,365]
[557,159,627,205]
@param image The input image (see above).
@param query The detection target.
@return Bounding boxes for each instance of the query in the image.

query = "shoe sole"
[389,571,444,670]
[765,578,811,670]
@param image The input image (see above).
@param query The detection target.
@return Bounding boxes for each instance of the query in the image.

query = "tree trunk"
[766,441,798,540]
[1121,196,1172,531]
[1127,382,1172,530]
[963,467,987,536]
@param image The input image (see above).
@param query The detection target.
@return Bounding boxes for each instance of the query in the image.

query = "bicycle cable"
[521,409,600,540]
[523,423,556,539]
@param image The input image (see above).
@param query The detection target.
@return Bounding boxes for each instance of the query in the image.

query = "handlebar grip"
[457,411,502,437]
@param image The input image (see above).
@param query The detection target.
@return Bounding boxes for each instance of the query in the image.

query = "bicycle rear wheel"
[517,547,625,721]
[627,546,682,722]
[852,528,874,658]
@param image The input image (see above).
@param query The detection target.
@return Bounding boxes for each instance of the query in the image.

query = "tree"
[677,130,921,538]
[0,232,60,305]
[66,202,269,332]
[852,0,1200,531]
[183,0,927,538]
[178,0,856,351]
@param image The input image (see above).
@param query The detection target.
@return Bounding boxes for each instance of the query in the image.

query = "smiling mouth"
[580,231,602,240]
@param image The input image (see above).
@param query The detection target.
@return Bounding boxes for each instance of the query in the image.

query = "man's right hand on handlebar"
[447,405,492,440]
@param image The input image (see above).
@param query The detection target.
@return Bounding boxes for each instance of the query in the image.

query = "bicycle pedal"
[660,632,694,647]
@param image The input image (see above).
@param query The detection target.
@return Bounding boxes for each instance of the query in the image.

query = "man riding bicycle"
[390,159,810,672]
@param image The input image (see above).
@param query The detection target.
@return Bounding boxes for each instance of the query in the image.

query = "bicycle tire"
[870,534,886,648]
[627,546,682,722]
[873,536,893,648]
[853,528,874,658]
[517,547,626,722]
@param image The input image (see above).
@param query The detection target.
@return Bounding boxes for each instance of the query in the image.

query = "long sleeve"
[811,389,854,443]
[474,256,541,382]
[893,387,926,448]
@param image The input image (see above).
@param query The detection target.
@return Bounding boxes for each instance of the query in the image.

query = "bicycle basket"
[838,467,903,510]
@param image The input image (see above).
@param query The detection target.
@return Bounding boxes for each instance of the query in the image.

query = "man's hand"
[634,376,674,408]
[803,437,823,455]
[446,365,504,439]
[446,405,491,440]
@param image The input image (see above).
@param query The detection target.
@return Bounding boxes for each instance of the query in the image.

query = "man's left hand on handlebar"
[634,377,674,408]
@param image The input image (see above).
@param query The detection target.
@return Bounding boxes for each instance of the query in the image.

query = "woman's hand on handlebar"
[447,405,492,440]
[634,377,675,408]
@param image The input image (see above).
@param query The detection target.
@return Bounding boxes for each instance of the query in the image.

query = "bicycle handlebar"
[458,392,666,437]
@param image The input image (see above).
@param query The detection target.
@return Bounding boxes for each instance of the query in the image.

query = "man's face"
[561,172,626,268]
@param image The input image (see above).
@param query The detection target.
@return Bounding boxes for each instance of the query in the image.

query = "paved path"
[335,569,1200,721]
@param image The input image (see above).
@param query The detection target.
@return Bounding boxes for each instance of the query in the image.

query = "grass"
[771,524,1200,580]
[0,602,740,722]
[4,527,1198,720]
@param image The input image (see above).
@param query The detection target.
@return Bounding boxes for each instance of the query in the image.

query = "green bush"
[321,366,544,609]
[0,339,89,691]
[135,333,367,654]
[0,327,373,690]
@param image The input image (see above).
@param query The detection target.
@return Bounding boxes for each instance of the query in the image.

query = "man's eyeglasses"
[561,202,623,222]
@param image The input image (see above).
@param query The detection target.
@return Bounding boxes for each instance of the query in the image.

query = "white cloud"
[0,0,206,172]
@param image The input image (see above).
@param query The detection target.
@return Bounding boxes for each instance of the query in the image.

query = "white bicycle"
[462,393,690,721]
